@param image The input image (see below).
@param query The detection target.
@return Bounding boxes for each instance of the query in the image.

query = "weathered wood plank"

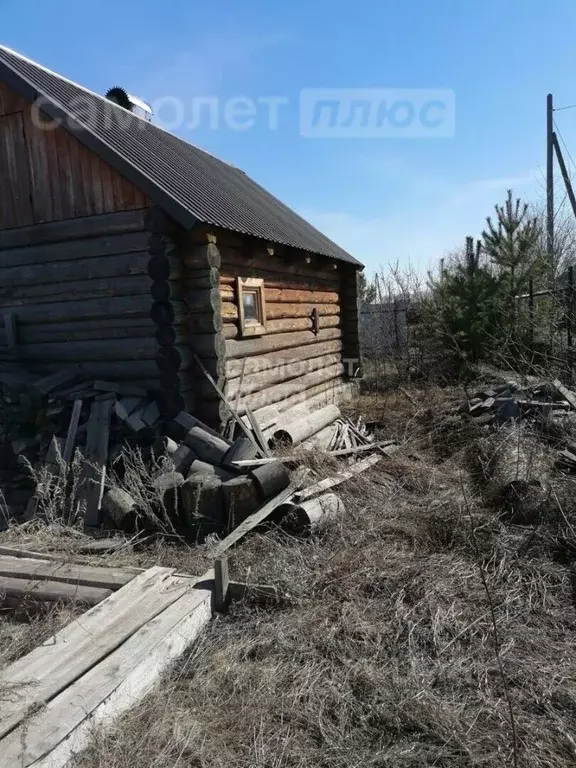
[0,274,152,307]
[0,567,192,741]
[0,576,112,608]
[0,112,34,229]
[0,231,149,268]
[0,252,149,288]
[0,573,213,768]
[0,556,135,590]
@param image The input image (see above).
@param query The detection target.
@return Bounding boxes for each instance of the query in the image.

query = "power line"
[554,104,576,112]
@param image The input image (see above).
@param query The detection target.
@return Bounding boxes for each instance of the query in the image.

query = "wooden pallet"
[0,558,213,768]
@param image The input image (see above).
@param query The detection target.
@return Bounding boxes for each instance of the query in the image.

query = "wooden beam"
[0,567,193,741]
[293,455,381,502]
[0,556,135,590]
[0,577,112,608]
[0,572,213,768]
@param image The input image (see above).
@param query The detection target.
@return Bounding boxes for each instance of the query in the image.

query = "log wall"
[0,81,149,230]
[0,210,159,386]
[205,240,349,424]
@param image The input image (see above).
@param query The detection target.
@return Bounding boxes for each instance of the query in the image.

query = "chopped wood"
[222,476,260,529]
[245,405,271,457]
[271,404,341,448]
[275,492,344,531]
[223,436,259,466]
[62,398,83,464]
[294,454,381,502]
[31,367,84,396]
[101,488,138,529]
[92,380,148,397]
[250,461,291,500]
[179,425,230,465]
[78,399,113,526]
[553,379,576,410]
[0,566,193,741]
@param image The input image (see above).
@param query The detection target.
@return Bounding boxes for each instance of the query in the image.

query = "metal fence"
[359,299,408,359]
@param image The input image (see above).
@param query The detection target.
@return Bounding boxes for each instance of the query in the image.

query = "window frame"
[237,277,267,337]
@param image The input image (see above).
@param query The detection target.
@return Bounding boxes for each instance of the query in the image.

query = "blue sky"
[2,0,576,274]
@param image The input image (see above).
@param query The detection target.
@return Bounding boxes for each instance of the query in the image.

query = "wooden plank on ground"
[0,571,213,768]
[553,379,576,410]
[293,454,381,502]
[0,566,193,741]
[212,486,295,557]
[79,399,113,526]
[245,405,271,457]
[0,556,135,590]
[31,367,84,396]
[0,576,111,608]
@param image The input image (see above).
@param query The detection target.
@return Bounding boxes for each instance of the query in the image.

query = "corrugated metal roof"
[0,46,361,266]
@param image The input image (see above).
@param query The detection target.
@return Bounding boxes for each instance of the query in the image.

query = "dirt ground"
[4,385,576,767]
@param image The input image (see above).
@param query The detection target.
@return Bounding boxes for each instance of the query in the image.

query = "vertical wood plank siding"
[0,81,149,229]
[0,210,159,385]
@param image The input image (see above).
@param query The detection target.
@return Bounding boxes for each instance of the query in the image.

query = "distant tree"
[482,190,541,297]
[358,271,377,304]
[428,236,504,363]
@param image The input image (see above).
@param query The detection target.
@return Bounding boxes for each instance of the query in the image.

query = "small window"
[237,277,267,337]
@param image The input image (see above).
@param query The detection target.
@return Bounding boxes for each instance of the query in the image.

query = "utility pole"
[547,93,555,262]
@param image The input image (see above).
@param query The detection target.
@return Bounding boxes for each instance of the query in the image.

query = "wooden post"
[568,265,574,379]
[214,555,229,611]
[547,93,555,263]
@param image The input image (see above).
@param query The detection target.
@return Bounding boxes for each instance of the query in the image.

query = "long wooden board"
[0,556,135,590]
[293,455,381,502]
[0,576,111,607]
[212,486,295,558]
[0,572,213,768]
[0,567,193,741]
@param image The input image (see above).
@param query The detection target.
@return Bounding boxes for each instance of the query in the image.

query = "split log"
[250,461,291,500]
[179,474,224,538]
[152,471,185,523]
[187,459,236,480]
[479,426,551,523]
[179,426,230,465]
[273,493,344,531]
[222,476,260,528]
[223,437,259,466]
[101,488,138,530]
[271,404,341,447]
[170,443,197,474]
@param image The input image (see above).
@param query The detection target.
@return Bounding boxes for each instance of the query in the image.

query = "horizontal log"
[226,353,343,399]
[220,285,339,305]
[223,315,341,340]
[0,210,147,250]
[226,327,342,359]
[25,359,160,382]
[226,339,343,378]
[156,335,224,370]
[0,231,150,269]
[0,319,155,345]
[255,376,347,418]
[156,313,223,344]
[0,275,152,307]
[14,337,159,363]
[219,247,340,285]
[0,295,151,325]
[196,364,344,425]
[0,252,149,289]
[147,253,182,281]
[144,207,176,235]
[221,301,340,322]
[182,243,221,269]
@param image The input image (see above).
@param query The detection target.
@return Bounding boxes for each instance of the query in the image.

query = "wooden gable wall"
[0,81,149,230]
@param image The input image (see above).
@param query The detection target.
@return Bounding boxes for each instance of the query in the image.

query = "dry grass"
[66,387,576,768]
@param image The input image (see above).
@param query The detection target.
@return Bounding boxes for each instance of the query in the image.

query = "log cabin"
[0,46,363,430]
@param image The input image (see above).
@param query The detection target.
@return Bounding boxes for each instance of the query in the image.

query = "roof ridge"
[0,44,241,172]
